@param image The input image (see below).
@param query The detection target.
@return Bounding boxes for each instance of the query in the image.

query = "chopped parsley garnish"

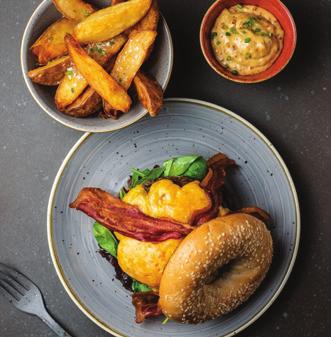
[243,16,256,29]
[105,40,115,46]
[216,41,221,45]
[211,31,217,39]
[245,52,252,59]
[225,32,231,36]
[254,28,261,33]
[261,32,273,38]
[83,9,91,17]
[231,69,239,75]
[70,87,75,93]
[230,27,238,34]
[236,4,243,9]
[96,47,106,55]
[226,56,232,61]
[244,37,251,43]
[65,69,74,77]
[88,46,106,55]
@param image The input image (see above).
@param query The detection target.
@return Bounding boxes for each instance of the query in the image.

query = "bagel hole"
[206,259,237,285]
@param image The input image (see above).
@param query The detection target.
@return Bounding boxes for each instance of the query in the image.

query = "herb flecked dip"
[210,4,284,75]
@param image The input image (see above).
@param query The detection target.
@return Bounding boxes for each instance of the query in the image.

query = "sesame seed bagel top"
[159,213,273,323]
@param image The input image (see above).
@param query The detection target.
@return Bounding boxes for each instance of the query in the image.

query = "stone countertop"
[0,0,330,336]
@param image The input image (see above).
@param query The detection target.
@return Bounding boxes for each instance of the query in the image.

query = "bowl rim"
[199,0,297,83]
[47,97,301,337]
[20,0,174,133]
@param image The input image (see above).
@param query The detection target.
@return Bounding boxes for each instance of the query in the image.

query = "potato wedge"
[55,65,88,111]
[65,34,131,112]
[133,71,163,116]
[74,0,152,43]
[27,55,70,86]
[101,100,123,119]
[64,86,102,117]
[86,34,127,65]
[55,35,127,110]
[52,0,95,22]
[100,31,157,116]
[111,30,157,90]
[31,18,76,64]
[128,0,159,37]
[63,59,115,117]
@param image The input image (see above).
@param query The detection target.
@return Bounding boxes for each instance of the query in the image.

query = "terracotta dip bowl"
[200,0,297,83]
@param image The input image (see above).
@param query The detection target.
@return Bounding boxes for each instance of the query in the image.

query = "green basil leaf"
[132,279,152,292]
[162,158,174,176]
[143,166,164,182]
[132,168,150,178]
[119,188,126,199]
[163,155,200,177]
[129,167,164,188]
[93,222,118,258]
[130,168,150,188]
[127,155,208,191]
[183,157,208,180]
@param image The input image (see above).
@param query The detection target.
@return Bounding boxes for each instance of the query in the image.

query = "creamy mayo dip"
[211,4,284,75]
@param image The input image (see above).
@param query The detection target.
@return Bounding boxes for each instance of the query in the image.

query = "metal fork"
[0,263,72,337]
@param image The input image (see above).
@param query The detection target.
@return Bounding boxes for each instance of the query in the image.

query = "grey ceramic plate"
[21,0,173,133]
[48,98,300,337]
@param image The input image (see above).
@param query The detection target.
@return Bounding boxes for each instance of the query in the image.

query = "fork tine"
[0,263,33,290]
[0,279,21,302]
[0,271,27,295]
[0,284,18,304]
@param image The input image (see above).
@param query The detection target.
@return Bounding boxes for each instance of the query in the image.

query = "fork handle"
[39,310,73,337]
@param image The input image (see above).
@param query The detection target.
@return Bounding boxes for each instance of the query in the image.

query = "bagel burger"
[70,153,273,324]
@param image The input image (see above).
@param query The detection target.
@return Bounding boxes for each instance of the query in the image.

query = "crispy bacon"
[237,207,271,224]
[132,292,162,323]
[70,187,192,242]
[193,153,236,226]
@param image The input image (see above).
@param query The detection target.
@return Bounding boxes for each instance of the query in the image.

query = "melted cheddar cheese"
[116,179,210,288]
[122,179,210,223]
[117,237,180,288]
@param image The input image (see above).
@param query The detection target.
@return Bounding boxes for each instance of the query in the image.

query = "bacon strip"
[237,207,271,224]
[193,153,236,226]
[132,292,162,323]
[70,187,192,242]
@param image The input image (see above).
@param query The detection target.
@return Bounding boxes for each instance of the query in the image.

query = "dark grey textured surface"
[0,0,329,336]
